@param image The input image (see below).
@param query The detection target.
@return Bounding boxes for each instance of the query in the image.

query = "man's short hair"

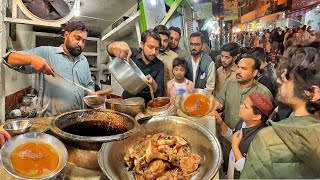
[141,29,161,46]
[247,47,267,63]
[220,42,240,57]
[242,54,261,71]
[64,21,88,33]
[169,26,181,37]
[190,32,205,44]
[172,57,188,73]
[154,25,170,37]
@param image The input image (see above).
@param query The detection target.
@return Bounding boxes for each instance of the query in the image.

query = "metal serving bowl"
[2,120,32,136]
[0,132,68,180]
[105,97,145,117]
[98,116,222,180]
[106,57,147,95]
[179,89,215,117]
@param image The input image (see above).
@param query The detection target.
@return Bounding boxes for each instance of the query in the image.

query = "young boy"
[166,57,194,106]
[217,92,274,179]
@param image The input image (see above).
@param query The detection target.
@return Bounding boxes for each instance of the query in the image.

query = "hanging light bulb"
[74,0,80,17]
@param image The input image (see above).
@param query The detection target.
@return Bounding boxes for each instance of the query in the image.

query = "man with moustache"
[213,55,273,173]
[215,42,239,96]
[185,32,216,93]
[154,25,178,85]
[168,26,190,58]
[3,21,95,117]
[106,30,164,104]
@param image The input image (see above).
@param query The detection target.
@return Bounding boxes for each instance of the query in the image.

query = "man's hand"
[107,42,132,61]
[29,55,55,76]
[212,110,223,125]
[232,130,243,147]
[0,130,11,148]
[214,100,223,111]
[146,75,158,92]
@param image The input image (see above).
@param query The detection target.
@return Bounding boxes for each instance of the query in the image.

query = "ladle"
[54,72,112,107]
[83,88,113,108]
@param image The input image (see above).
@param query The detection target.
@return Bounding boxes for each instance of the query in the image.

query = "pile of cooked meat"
[124,132,201,180]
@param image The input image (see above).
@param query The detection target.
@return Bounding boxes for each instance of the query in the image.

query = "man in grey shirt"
[3,21,95,117]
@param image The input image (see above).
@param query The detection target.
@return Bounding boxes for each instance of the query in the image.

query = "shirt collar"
[55,45,65,54]
[238,80,257,93]
[192,54,202,62]
[231,62,238,71]
[159,48,171,56]
[222,62,238,74]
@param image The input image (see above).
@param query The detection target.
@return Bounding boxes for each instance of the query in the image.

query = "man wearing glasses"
[185,32,216,93]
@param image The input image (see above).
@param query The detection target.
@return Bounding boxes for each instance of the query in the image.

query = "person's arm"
[106,41,133,61]
[0,130,11,148]
[153,63,164,97]
[218,119,233,142]
[232,130,246,172]
[205,61,216,93]
[5,51,54,76]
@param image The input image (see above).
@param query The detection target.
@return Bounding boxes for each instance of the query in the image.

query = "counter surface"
[0,115,219,180]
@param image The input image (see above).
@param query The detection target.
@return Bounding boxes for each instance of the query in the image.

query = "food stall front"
[1,0,222,179]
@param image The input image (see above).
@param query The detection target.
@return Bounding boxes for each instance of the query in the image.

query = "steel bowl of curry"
[179,89,215,117]
[0,132,68,180]
[145,97,176,116]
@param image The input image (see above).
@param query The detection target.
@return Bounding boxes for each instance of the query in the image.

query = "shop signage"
[292,0,320,10]
[224,10,239,21]
[193,2,213,20]
[224,0,238,10]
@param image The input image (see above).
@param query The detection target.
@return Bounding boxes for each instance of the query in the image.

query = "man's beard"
[143,50,155,62]
[169,44,178,51]
[222,61,232,68]
[66,38,83,56]
[191,49,201,56]
[160,45,168,53]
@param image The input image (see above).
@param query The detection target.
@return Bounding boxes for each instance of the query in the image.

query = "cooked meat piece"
[136,174,145,180]
[157,145,178,164]
[143,160,169,180]
[134,155,147,175]
[153,133,175,146]
[125,132,201,180]
[146,139,168,163]
[180,154,201,175]
[17,150,43,160]
[156,168,185,180]
[174,136,187,146]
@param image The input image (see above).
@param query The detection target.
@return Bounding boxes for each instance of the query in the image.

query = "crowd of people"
[1,20,320,179]
[232,25,319,54]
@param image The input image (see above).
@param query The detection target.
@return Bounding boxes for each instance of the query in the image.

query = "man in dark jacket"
[107,30,164,104]
[247,47,277,97]
[185,32,216,93]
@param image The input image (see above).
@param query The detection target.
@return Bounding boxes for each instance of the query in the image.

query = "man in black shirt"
[107,30,164,104]
[247,47,277,97]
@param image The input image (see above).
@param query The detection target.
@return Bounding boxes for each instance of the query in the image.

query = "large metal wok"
[50,109,140,150]
[98,116,222,180]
